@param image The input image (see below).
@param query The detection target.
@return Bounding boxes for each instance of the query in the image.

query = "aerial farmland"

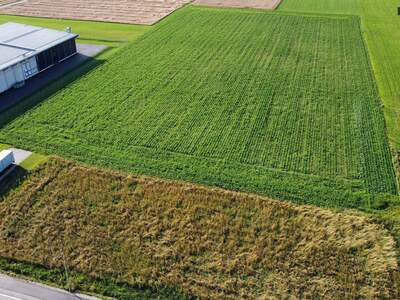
[0,0,399,299]
[0,0,192,24]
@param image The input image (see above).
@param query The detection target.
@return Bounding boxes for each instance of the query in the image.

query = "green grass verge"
[0,257,195,300]
[0,14,151,46]
[0,143,9,151]
[0,145,46,171]
[19,153,47,171]
[0,6,396,208]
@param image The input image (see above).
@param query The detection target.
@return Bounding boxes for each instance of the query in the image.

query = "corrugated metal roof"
[0,44,30,66]
[0,22,78,70]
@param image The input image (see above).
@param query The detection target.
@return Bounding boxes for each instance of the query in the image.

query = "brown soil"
[0,157,399,299]
[194,0,281,10]
[0,0,192,25]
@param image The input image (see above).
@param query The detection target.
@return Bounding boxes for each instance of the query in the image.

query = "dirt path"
[0,0,193,25]
[194,0,281,10]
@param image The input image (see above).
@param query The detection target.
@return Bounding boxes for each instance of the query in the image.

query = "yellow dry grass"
[0,158,398,299]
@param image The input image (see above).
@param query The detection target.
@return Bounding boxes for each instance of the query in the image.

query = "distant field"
[0,158,398,299]
[279,0,360,14]
[0,15,150,46]
[194,0,282,10]
[0,7,396,207]
[0,0,191,25]
[0,0,21,6]
[279,0,400,162]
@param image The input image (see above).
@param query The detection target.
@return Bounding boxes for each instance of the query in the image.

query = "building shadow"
[0,48,110,128]
[0,165,27,197]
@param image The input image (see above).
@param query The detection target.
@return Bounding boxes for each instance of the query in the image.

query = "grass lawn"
[0,143,9,151]
[279,0,400,162]
[0,15,151,46]
[19,153,47,171]
[0,157,397,299]
[0,6,396,208]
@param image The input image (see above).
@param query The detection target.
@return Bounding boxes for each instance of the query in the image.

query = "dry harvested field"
[194,0,281,10]
[0,0,191,25]
[0,157,399,299]
[0,0,22,7]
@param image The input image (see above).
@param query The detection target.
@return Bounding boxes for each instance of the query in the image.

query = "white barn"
[0,22,78,94]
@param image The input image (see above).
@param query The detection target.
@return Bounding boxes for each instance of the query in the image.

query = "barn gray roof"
[0,22,78,70]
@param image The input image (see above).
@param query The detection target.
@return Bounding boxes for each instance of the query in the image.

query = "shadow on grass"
[0,166,28,197]
[0,49,112,128]
[0,256,197,300]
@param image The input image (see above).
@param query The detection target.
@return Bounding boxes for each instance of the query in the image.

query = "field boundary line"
[191,5,360,19]
[151,0,196,26]
[4,120,366,185]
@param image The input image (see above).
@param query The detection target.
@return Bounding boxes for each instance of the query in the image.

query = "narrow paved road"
[0,274,97,300]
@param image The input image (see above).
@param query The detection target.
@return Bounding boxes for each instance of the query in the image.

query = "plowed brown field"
[0,0,192,25]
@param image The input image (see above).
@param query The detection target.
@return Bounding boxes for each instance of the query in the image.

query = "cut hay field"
[0,158,398,299]
[0,7,396,208]
[279,0,400,166]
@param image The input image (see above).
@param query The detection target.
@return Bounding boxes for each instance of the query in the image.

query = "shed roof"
[0,150,12,161]
[0,22,78,70]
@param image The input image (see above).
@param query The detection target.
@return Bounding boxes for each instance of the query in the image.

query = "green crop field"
[279,0,400,156]
[0,7,396,207]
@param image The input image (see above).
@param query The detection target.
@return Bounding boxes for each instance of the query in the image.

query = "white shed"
[0,22,78,94]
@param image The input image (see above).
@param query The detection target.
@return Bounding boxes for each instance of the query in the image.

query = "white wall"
[0,66,21,94]
[21,56,39,80]
[0,56,39,94]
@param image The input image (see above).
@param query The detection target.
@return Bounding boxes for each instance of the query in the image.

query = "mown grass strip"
[0,14,151,46]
